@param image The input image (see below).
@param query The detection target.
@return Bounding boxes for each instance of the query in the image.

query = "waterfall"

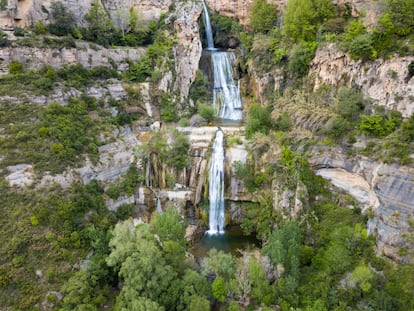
[202,0,214,50]
[156,196,163,214]
[207,129,225,235]
[201,2,243,121]
[212,52,243,120]
[145,153,152,188]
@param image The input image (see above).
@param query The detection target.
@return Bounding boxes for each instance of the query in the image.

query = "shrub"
[249,0,278,33]
[9,61,24,75]
[288,42,317,78]
[48,1,76,36]
[348,34,376,60]
[284,0,335,41]
[385,0,414,36]
[198,104,214,122]
[245,103,272,139]
[359,112,401,138]
[34,21,47,34]
[0,29,10,47]
[335,87,366,121]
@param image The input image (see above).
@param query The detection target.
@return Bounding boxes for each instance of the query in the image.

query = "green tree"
[284,0,335,41]
[48,1,75,36]
[84,0,115,46]
[0,29,9,47]
[386,0,414,36]
[178,269,211,310]
[212,277,227,302]
[245,103,272,139]
[203,249,236,280]
[199,103,215,122]
[249,0,278,33]
[249,257,274,305]
[151,207,186,245]
[350,264,374,293]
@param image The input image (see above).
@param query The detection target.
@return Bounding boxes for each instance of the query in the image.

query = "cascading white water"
[201,2,242,121]
[156,197,163,214]
[207,129,225,235]
[202,0,215,50]
[212,52,243,120]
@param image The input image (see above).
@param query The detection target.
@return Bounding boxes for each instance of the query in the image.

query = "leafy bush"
[348,33,376,60]
[249,0,278,33]
[359,111,401,138]
[198,103,215,122]
[288,42,317,78]
[245,103,272,139]
[9,61,23,75]
[0,29,10,48]
[48,1,76,36]
[284,0,335,41]
[34,21,47,35]
[335,87,366,121]
[189,70,209,103]
[385,0,414,36]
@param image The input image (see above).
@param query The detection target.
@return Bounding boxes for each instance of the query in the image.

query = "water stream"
[202,1,243,121]
[202,0,215,50]
[207,129,225,235]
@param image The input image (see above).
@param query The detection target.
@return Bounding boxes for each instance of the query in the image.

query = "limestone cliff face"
[205,0,283,26]
[2,0,173,28]
[309,146,414,263]
[310,43,414,117]
[0,42,145,74]
[158,1,203,111]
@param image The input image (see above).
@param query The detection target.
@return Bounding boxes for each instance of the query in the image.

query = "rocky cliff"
[310,43,414,117]
[309,146,414,263]
[157,1,203,111]
[0,42,145,74]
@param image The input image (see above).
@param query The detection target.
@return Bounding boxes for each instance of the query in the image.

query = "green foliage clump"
[8,61,23,75]
[359,111,401,138]
[288,42,317,78]
[198,103,215,122]
[209,11,242,47]
[48,2,76,36]
[245,103,272,139]
[0,29,9,47]
[249,0,278,33]
[385,0,414,36]
[284,0,335,42]
[189,70,209,104]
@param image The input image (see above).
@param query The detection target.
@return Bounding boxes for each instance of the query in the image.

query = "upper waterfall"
[202,1,215,49]
[207,129,225,235]
[201,2,243,121]
[212,52,243,120]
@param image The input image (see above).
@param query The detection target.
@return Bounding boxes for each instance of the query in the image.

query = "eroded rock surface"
[0,43,145,74]
[309,146,414,263]
[310,43,414,117]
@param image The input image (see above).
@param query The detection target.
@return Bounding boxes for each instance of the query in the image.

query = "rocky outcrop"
[0,81,127,107]
[309,43,414,117]
[158,1,203,113]
[40,125,140,188]
[316,168,380,213]
[1,0,173,28]
[103,0,173,22]
[5,164,34,186]
[0,42,145,74]
[205,0,284,26]
[309,146,414,263]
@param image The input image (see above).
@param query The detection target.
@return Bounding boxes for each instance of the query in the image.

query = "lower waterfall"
[207,129,225,235]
